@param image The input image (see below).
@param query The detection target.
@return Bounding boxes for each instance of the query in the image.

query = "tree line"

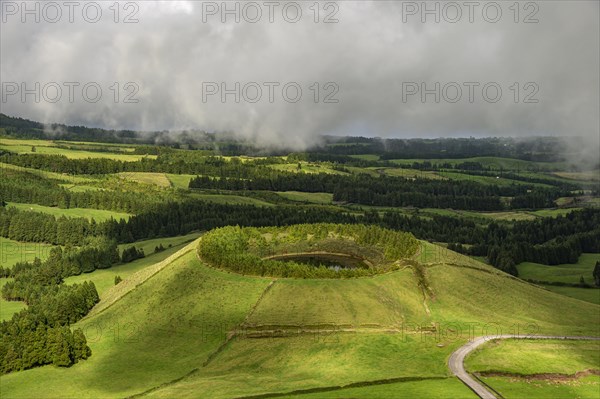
[189,173,564,211]
[0,245,100,373]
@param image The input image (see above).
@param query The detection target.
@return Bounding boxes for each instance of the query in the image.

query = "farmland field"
[466,339,600,399]
[0,236,55,268]
[7,202,131,222]
[517,253,600,285]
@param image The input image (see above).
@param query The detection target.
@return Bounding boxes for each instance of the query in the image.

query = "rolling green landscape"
[0,116,599,398]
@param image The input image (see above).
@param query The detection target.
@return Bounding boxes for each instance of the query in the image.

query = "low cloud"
[1,1,598,161]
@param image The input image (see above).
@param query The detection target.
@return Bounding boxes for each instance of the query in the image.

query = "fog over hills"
[1,1,598,161]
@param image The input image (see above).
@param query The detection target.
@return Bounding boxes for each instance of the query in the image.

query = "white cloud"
[0,0,598,156]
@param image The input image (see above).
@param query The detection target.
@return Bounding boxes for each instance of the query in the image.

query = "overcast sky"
[1,0,598,151]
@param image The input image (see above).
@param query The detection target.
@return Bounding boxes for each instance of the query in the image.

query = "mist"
[1,1,598,164]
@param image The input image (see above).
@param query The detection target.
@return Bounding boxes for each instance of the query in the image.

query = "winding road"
[448,335,600,399]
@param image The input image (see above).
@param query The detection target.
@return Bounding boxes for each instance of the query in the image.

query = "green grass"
[466,339,600,375]
[480,375,600,399]
[58,184,105,192]
[418,208,537,222]
[246,268,428,328]
[348,154,380,161]
[117,232,202,258]
[280,378,477,399]
[0,162,96,184]
[118,172,172,187]
[0,236,55,269]
[389,157,568,172]
[528,208,584,218]
[7,202,131,222]
[189,193,274,206]
[377,168,444,180]
[146,334,468,399]
[270,163,348,175]
[0,247,272,398]
[467,339,600,399]
[437,171,552,188]
[517,253,600,285]
[3,240,599,398]
[166,174,197,189]
[554,171,600,182]
[277,191,334,204]
[541,286,600,305]
[65,235,199,298]
[0,278,27,321]
[0,138,155,162]
[426,264,599,336]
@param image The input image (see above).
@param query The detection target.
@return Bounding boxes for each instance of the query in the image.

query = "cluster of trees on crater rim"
[198,224,419,279]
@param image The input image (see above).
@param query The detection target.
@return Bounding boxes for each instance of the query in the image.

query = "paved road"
[448,335,600,399]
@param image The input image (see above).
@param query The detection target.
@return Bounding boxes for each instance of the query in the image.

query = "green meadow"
[7,202,131,222]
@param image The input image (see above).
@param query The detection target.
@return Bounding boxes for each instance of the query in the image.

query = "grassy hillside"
[66,235,199,298]
[0,245,272,398]
[2,240,598,398]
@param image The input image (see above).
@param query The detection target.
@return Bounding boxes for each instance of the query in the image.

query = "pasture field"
[0,138,154,161]
[66,234,201,298]
[466,339,600,375]
[377,167,444,180]
[280,378,477,399]
[189,193,275,206]
[166,173,197,189]
[59,184,105,192]
[0,278,27,321]
[270,163,348,175]
[541,286,600,305]
[517,253,600,285]
[116,232,202,257]
[437,171,552,188]
[554,171,600,182]
[389,157,569,171]
[146,333,468,398]
[466,339,600,399]
[348,154,380,161]
[528,208,584,217]
[0,236,55,268]
[419,208,537,221]
[0,162,96,184]
[480,376,600,399]
[7,202,131,222]
[277,191,334,204]
[118,172,172,187]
